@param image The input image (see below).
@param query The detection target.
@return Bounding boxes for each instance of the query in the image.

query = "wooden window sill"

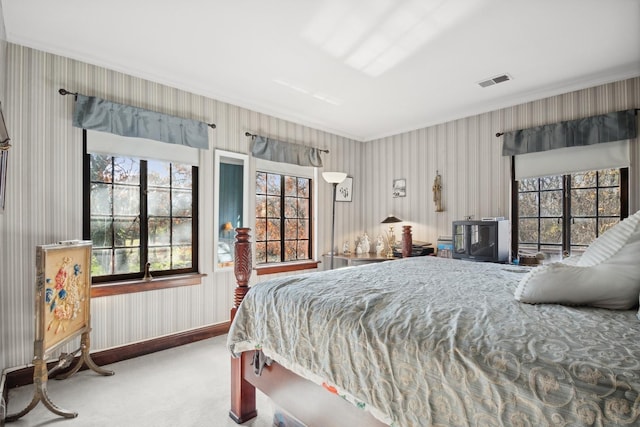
[255,261,320,276]
[91,273,207,298]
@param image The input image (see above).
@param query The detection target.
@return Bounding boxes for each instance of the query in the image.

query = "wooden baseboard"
[4,322,230,391]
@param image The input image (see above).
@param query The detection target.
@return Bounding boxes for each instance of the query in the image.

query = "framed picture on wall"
[336,176,353,202]
[393,178,406,198]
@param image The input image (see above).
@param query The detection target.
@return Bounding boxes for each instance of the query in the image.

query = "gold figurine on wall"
[432,171,443,212]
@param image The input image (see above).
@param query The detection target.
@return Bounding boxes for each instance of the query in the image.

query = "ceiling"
[2,0,639,141]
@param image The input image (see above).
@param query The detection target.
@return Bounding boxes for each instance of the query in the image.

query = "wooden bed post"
[229,227,257,424]
[402,225,412,258]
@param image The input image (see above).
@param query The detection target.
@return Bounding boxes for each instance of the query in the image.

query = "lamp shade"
[381,215,402,224]
[322,171,347,184]
[223,222,234,232]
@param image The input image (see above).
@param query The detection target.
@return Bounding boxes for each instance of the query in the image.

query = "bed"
[227,227,640,426]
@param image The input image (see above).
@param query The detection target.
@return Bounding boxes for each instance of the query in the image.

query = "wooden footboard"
[229,227,388,426]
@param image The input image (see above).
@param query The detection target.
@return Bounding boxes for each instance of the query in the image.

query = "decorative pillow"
[577,210,640,267]
[515,212,640,309]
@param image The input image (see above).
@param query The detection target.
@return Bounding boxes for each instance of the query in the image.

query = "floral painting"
[40,243,91,352]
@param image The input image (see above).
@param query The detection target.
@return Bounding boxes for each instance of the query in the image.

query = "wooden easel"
[5,241,114,422]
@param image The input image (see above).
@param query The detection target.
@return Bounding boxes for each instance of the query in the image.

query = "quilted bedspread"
[227,256,640,426]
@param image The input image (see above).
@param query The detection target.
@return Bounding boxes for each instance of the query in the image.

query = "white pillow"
[578,210,640,267]
[515,214,640,309]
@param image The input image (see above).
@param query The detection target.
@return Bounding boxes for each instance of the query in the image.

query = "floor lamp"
[322,172,347,269]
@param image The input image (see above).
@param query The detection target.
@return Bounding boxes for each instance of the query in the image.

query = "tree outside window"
[85,153,198,282]
[517,168,627,259]
[255,172,311,264]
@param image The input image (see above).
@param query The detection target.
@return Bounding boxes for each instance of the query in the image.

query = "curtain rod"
[244,132,329,153]
[58,88,217,129]
[495,108,640,137]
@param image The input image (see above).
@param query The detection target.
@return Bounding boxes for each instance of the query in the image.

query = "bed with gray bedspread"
[228,256,640,426]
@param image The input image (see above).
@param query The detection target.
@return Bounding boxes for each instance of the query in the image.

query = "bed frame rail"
[229,227,393,426]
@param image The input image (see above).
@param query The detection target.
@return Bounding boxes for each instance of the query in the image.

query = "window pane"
[148,247,170,270]
[284,176,297,196]
[540,191,562,217]
[266,196,281,218]
[147,160,171,186]
[519,218,538,244]
[172,218,192,245]
[114,216,140,247]
[149,218,171,246]
[297,240,309,259]
[90,155,113,183]
[91,249,112,276]
[599,218,619,235]
[571,218,596,245]
[148,188,170,216]
[266,242,280,263]
[540,175,562,191]
[256,242,267,263]
[598,169,619,187]
[172,164,192,189]
[256,172,267,194]
[113,186,140,216]
[572,171,596,188]
[298,178,309,197]
[284,240,297,261]
[571,189,596,216]
[540,218,562,244]
[284,197,297,218]
[298,198,309,218]
[255,171,313,264]
[172,188,192,216]
[267,219,281,240]
[172,245,192,269]
[91,217,113,248]
[256,195,266,218]
[113,157,140,185]
[87,153,197,279]
[298,219,309,239]
[91,184,112,215]
[255,219,267,241]
[284,219,298,239]
[267,174,281,195]
[518,192,538,217]
[114,248,140,274]
[598,188,619,216]
[519,178,538,192]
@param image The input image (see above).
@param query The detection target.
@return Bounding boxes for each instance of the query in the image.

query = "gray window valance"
[250,136,324,167]
[502,109,637,156]
[73,94,210,150]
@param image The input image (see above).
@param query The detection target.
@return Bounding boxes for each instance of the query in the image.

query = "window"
[516,168,628,258]
[255,171,312,264]
[84,153,198,283]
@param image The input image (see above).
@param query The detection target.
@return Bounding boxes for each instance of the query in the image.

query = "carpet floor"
[5,335,274,427]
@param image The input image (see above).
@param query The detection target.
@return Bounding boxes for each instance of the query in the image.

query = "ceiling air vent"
[478,74,512,88]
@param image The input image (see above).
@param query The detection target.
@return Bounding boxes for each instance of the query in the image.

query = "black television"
[452,220,509,263]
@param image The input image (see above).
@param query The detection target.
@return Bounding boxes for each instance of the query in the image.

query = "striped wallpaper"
[362,78,640,250]
[0,44,363,371]
[0,42,638,373]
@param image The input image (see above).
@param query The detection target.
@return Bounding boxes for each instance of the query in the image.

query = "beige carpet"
[5,335,273,427]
